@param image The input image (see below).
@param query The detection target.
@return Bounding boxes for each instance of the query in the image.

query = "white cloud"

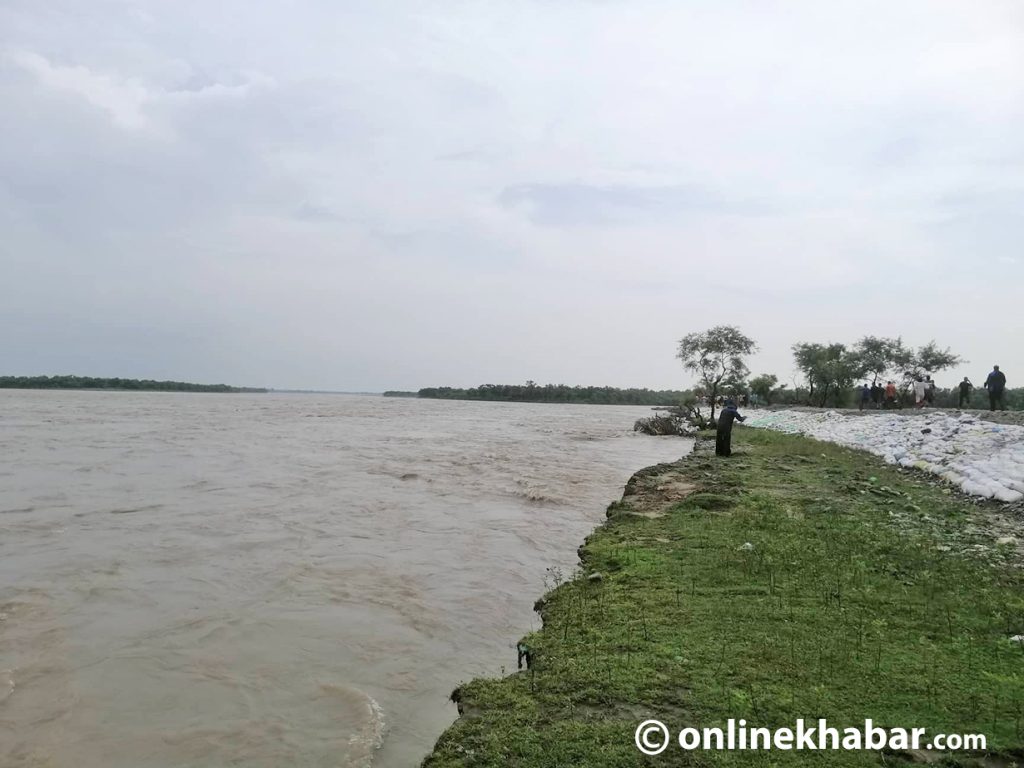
[6,48,274,136]
[7,48,153,130]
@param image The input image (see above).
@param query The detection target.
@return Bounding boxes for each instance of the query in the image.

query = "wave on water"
[320,684,386,768]
[0,669,13,704]
[508,480,565,505]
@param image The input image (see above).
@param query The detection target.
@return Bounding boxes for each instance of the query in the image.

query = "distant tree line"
[0,375,266,393]
[382,391,419,398]
[416,382,690,405]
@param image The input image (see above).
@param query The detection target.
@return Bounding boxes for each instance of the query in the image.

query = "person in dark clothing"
[858,384,870,411]
[715,400,746,457]
[985,366,1007,411]
[958,377,973,409]
[870,382,883,409]
[924,376,936,405]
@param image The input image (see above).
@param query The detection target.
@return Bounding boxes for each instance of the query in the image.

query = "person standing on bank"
[913,377,928,408]
[985,365,1007,411]
[858,383,871,411]
[871,381,883,409]
[958,377,973,409]
[884,380,897,409]
[716,399,746,457]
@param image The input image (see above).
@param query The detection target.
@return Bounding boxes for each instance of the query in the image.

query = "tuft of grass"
[422,429,1024,767]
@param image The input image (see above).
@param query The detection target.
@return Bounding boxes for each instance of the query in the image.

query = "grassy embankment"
[424,428,1024,767]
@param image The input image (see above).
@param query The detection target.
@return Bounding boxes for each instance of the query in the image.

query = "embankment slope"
[423,429,1024,767]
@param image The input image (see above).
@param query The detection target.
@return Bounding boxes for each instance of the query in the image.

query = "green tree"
[881,341,963,405]
[676,326,756,420]
[851,336,908,385]
[904,341,963,382]
[792,342,865,407]
[749,374,779,405]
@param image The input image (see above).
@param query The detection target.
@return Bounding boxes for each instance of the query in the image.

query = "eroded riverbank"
[423,429,1024,767]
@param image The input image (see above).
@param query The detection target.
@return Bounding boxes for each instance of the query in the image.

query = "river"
[0,391,689,767]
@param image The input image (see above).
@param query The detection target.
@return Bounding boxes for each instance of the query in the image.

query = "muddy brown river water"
[0,391,688,767]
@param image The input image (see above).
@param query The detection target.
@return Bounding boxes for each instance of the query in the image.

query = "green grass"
[422,429,1024,767]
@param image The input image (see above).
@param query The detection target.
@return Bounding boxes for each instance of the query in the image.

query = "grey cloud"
[498,183,771,227]
[293,203,345,222]
[1,1,1023,390]
[871,136,922,168]
[435,148,499,162]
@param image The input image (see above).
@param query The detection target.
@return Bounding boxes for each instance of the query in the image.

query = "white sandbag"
[994,488,1024,503]
[746,410,1023,502]
[960,480,994,499]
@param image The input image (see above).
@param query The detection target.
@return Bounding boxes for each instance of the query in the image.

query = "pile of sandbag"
[745,410,1024,504]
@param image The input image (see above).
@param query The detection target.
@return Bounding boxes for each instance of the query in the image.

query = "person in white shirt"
[913,377,928,407]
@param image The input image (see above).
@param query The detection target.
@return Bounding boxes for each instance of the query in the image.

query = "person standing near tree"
[870,381,883,409]
[858,383,870,411]
[715,399,746,457]
[985,365,1007,411]
[958,377,973,409]
[924,375,936,406]
[913,377,928,408]
[884,380,897,409]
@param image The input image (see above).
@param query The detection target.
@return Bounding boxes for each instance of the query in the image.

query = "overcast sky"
[2,1,1022,391]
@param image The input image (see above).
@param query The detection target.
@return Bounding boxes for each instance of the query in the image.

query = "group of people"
[857,380,904,410]
[857,365,1009,412]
